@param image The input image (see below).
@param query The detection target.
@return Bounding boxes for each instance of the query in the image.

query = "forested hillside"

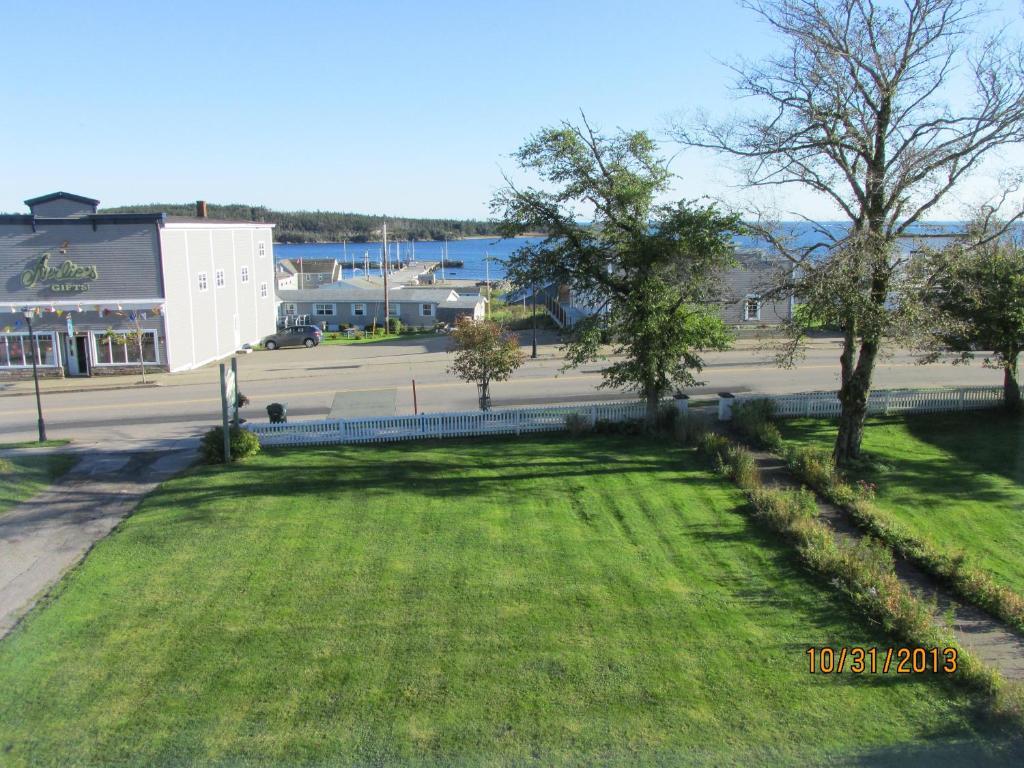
[99,203,500,243]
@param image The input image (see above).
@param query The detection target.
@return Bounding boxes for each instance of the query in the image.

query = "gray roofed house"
[278,258,342,289]
[276,286,485,329]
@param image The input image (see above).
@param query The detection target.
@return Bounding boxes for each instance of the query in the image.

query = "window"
[259,282,268,298]
[241,265,250,283]
[314,303,336,316]
[92,330,159,366]
[352,303,366,317]
[744,296,761,321]
[0,332,58,368]
[420,303,434,317]
[258,241,267,258]
[197,272,208,292]
[281,303,298,316]
[215,269,225,288]
[388,303,400,317]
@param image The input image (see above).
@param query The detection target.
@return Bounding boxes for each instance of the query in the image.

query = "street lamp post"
[22,309,47,442]
[531,283,538,359]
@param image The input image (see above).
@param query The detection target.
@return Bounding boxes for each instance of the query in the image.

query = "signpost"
[219,358,238,463]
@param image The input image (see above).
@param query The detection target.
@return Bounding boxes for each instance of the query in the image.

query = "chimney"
[196,200,208,218]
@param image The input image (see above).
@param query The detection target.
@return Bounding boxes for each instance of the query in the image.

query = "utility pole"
[383,221,390,331]
[484,252,490,319]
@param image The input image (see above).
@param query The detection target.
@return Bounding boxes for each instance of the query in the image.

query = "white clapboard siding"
[246,399,679,447]
[723,386,1006,420]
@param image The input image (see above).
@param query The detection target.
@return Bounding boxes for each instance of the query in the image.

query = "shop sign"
[21,253,99,293]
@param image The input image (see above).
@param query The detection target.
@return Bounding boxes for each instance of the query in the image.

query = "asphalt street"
[0,331,1002,449]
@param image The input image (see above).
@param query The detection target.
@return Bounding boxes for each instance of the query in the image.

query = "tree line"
[99,203,502,243]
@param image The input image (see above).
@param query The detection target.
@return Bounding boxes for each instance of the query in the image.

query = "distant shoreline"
[275,233,545,245]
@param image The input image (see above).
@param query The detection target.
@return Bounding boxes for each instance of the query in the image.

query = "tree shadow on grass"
[144,435,694,526]
[901,410,1024,489]
[781,413,1021,504]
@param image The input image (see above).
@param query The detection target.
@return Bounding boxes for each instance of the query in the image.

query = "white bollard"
[718,393,735,422]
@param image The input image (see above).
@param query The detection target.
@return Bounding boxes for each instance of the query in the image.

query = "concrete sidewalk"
[0,446,197,637]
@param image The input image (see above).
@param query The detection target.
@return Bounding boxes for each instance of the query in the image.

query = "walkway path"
[0,447,196,637]
[749,446,1024,680]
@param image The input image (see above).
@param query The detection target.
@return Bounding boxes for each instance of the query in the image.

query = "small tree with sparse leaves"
[447,318,524,410]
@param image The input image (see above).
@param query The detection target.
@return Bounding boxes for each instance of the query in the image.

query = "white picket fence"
[247,399,684,447]
[719,386,1006,421]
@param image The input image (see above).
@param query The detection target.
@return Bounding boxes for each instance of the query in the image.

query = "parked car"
[262,325,322,350]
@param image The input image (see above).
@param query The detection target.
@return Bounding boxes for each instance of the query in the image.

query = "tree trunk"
[645,381,660,428]
[138,336,147,384]
[1005,355,1021,414]
[834,337,879,465]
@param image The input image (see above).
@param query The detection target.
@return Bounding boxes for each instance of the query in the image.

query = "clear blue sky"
[1,0,1020,220]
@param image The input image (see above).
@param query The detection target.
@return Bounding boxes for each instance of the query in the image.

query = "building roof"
[277,287,479,305]
[23,191,100,207]
[163,215,275,227]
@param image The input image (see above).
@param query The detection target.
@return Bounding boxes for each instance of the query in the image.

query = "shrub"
[594,418,645,435]
[696,432,731,465]
[0,457,13,474]
[387,318,402,334]
[565,412,593,436]
[200,426,261,464]
[784,445,837,492]
[732,399,784,452]
[724,444,761,490]
[657,403,683,433]
[674,411,711,447]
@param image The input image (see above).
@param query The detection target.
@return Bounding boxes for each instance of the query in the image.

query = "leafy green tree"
[447,318,525,410]
[674,0,1024,463]
[916,233,1024,413]
[492,118,741,425]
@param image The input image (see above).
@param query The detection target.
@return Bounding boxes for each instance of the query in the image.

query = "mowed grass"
[779,411,1024,595]
[0,452,78,515]
[0,436,1014,766]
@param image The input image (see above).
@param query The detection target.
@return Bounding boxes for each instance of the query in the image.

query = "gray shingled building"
[0,192,277,377]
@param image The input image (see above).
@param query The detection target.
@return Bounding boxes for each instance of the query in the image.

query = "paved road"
[0,332,1002,448]
[0,447,196,637]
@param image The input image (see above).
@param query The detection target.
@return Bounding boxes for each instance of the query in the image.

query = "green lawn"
[0,436,1015,766]
[0,452,78,515]
[778,411,1024,595]
[489,299,559,330]
[321,330,435,345]
[0,439,71,450]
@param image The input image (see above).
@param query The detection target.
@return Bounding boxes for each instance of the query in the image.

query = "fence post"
[515,409,521,436]
[590,404,598,427]
[339,419,347,444]
[883,390,891,416]
[718,392,735,422]
[959,389,966,412]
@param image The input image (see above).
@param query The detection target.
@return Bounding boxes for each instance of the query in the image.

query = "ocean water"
[274,237,544,283]
[274,221,984,283]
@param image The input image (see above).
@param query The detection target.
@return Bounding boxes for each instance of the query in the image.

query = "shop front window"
[0,332,59,368]
[92,331,159,365]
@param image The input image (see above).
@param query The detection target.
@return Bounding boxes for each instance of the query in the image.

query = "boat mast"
[383,221,390,327]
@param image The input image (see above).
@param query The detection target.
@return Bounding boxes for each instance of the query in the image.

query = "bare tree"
[673,0,1024,463]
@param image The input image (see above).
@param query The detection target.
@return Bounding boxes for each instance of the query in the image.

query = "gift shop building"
[0,192,277,377]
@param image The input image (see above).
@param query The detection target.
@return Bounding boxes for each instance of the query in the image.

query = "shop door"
[71,335,90,376]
